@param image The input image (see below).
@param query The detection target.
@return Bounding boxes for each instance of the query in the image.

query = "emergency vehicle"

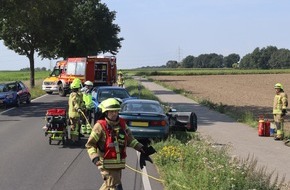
[42,60,67,94]
[57,56,117,97]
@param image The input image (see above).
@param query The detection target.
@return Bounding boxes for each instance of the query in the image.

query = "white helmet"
[84,80,93,86]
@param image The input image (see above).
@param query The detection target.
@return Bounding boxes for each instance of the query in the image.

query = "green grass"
[0,71,50,82]
[124,77,289,190]
[123,68,290,76]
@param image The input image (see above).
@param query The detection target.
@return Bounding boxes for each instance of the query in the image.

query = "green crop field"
[123,68,290,76]
[0,71,50,82]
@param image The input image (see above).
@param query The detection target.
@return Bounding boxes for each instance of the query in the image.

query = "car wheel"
[58,84,67,97]
[26,94,31,104]
[187,112,197,132]
[15,96,21,107]
[46,91,53,95]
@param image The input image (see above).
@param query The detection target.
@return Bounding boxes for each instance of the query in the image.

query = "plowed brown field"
[151,74,290,134]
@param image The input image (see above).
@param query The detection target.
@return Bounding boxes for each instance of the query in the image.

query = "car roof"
[93,86,126,91]
[123,99,160,104]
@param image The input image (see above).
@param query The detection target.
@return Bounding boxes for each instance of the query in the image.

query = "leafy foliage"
[0,0,123,87]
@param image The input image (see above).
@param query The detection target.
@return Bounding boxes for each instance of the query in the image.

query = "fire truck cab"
[42,60,67,94]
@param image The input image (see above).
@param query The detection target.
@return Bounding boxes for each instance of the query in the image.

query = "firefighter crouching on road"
[117,71,124,87]
[85,98,156,190]
[81,80,94,134]
[273,83,288,140]
[68,78,85,143]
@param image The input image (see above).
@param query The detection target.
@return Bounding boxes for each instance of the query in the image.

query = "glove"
[139,146,156,169]
[140,153,153,169]
[282,109,287,116]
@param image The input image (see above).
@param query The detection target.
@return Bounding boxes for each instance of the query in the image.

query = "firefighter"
[273,83,288,140]
[68,78,85,143]
[81,80,94,134]
[117,71,124,87]
[85,98,156,190]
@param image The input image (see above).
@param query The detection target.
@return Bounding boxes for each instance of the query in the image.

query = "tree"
[257,46,278,69]
[0,0,123,87]
[223,53,240,68]
[269,49,290,69]
[0,0,71,87]
[166,60,179,68]
[239,53,252,69]
[181,55,194,68]
[51,0,123,58]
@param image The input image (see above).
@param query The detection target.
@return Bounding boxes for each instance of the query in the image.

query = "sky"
[1,0,290,70]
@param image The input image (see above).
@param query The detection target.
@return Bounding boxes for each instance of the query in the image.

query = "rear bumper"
[129,127,169,139]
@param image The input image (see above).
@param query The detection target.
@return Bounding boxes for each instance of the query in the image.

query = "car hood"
[43,76,58,82]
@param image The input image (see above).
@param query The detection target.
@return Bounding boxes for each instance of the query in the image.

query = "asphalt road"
[0,93,163,190]
[138,77,290,184]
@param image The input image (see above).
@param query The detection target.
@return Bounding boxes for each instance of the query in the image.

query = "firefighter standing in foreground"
[85,98,156,190]
[273,83,288,140]
[68,78,85,143]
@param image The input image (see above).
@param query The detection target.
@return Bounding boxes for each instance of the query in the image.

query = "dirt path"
[137,76,290,185]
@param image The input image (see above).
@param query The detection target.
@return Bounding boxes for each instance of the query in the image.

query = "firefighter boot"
[275,130,284,141]
[81,124,87,134]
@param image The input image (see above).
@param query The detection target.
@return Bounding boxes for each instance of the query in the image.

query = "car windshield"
[121,102,164,114]
[97,89,130,102]
[2,83,17,92]
[0,84,8,92]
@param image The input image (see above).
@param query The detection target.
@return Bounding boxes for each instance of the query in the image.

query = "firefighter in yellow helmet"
[273,83,288,140]
[117,71,124,88]
[85,98,156,190]
[68,78,85,144]
[81,80,94,134]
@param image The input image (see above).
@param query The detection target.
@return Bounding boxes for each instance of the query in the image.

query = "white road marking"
[0,94,47,114]
[137,151,152,190]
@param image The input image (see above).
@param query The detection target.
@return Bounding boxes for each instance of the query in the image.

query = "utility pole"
[178,47,182,62]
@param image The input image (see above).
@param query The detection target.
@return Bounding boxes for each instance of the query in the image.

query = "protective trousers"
[99,168,122,190]
[69,117,80,141]
[274,114,284,139]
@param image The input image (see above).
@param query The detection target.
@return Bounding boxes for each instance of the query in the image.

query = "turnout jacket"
[85,117,143,169]
[68,91,84,118]
[273,91,288,115]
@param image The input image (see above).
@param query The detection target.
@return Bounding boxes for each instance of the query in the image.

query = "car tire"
[187,112,197,132]
[26,94,31,104]
[58,84,67,97]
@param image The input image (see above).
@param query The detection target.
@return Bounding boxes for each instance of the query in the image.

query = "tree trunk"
[28,52,35,88]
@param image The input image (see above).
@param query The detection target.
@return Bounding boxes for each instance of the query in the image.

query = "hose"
[125,164,164,183]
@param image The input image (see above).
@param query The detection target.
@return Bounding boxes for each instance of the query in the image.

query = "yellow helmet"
[70,78,82,89]
[274,83,283,90]
[98,98,121,113]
